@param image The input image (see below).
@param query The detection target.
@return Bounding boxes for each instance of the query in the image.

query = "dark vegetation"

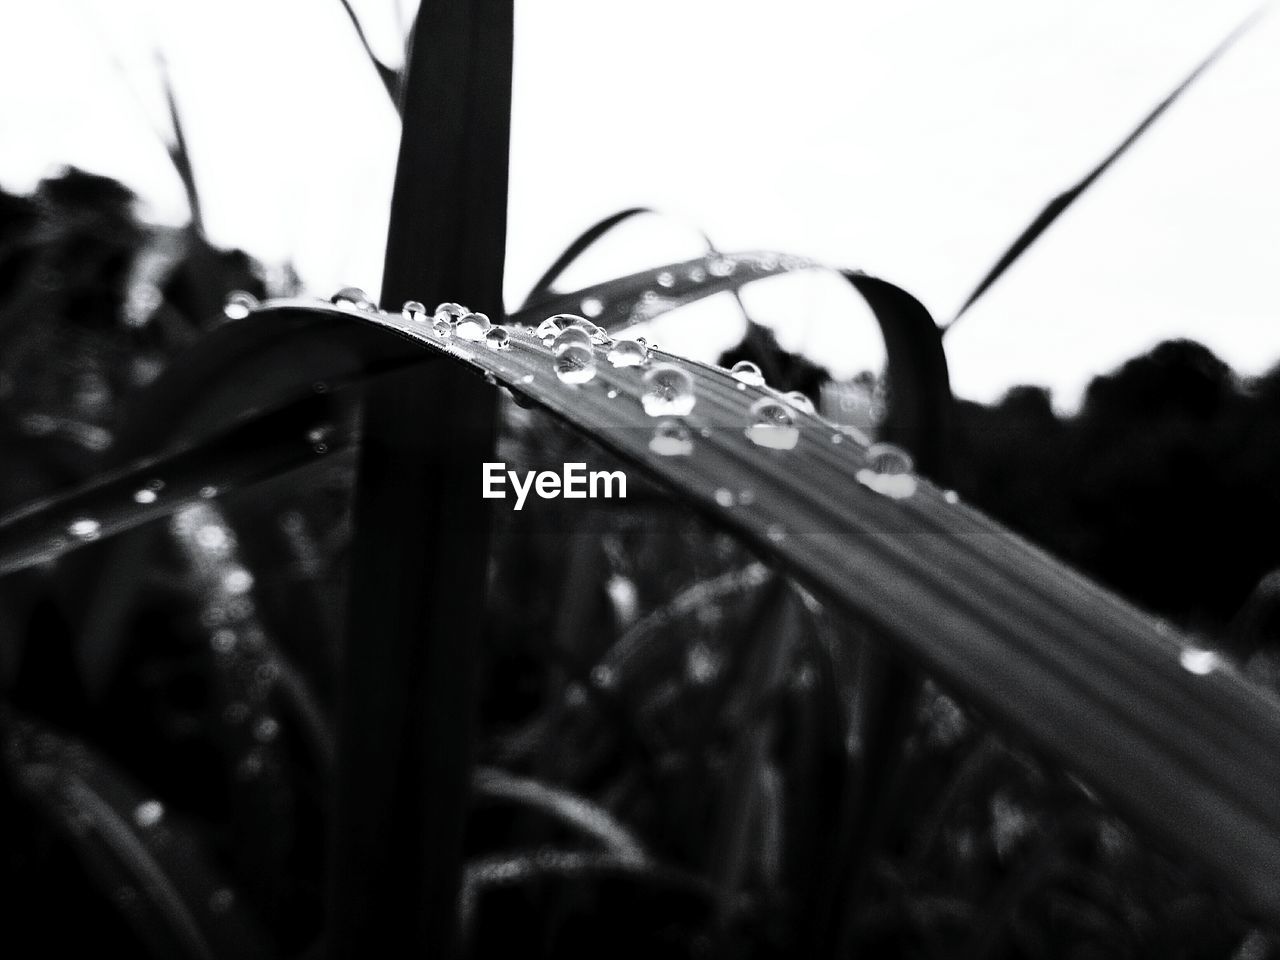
[2,6,1278,957]
[1,167,1277,958]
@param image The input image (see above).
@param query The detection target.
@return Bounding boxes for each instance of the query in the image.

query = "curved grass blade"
[947,8,1265,328]
[511,250,819,332]
[336,0,402,109]
[522,207,721,308]
[0,390,352,577]
[3,711,272,959]
[473,766,646,862]
[227,296,1280,927]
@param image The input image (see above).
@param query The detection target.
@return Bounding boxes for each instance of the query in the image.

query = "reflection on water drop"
[402,300,427,322]
[784,391,815,413]
[580,296,604,318]
[943,489,960,504]
[731,361,765,387]
[254,717,280,743]
[199,485,218,499]
[536,315,572,340]
[606,388,619,399]
[133,800,165,829]
[133,488,158,504]
[686,641,719,683]
[656,271,675,288]
[68,518,101,541]
[520,373,534,384]
[1180,647,1222,675]
[455,312,492,341]
[434,302,468,324]
[745,398,799,450]
[856,443,917,499]
[649,419,694,457]
[331,287,374,310]
[555,345,597,384]
[714,488,735,508]
[484,326,511,350]
[223,291,259,320]
[607,338,648,368]
[641,364,695,416]
[223,569,254,594]
[552,327,593,355]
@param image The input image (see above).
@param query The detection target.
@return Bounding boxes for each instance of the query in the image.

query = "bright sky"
[0,0,1276,408]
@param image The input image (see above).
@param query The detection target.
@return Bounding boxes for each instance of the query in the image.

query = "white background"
[1,0,1276,407]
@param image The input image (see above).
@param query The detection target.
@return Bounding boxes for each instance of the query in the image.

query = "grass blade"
[947,9,1265,328]
[327,1,512,958]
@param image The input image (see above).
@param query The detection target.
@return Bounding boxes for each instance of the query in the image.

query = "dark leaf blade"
[947,9,1264,327]
[3,712,272,960]
[328,1,513,958]
[521,207,724,308]
[0,391,353,577]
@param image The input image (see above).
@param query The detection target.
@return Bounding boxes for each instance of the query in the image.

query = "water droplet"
[552,326,593,355]
[784,391,815,413]
[568,317,609,344]
[708,257,735,277]
[649,419,694,456]
[222,569,254,595]
[590,664,616,689]
[831,433,843,445]
[209,889,236,914]
[223,291,259,320]
[195,524,229,552]
[641,364,695,416]
[434,302,468,324]
[555,345,597,384]
[536,314,572,340]
[686,641,719,683]
[520,373,534,384]
[580,296,604,318]
[402,300,427,322]
[68,518,101,541]
[199,485,218,499]
[484,326,511,350]
[738,489,756,506]
[483,371,497,385]
[731,360,765,387]
[331,287,375,310]
[1180,647,1221,675]
[133,488,158,504]
[254,716,280,743]
[656,271,675,288]
[133,800,164,828]
[607,338,648,368]
[714,488,735,508]
[943,489,960,504]
[606,388,619,399]
[745,398,799,450]
[766,524,787,542]
[455,312,492,341]
[211,629,236,654]
[432,316,453,338]
[856,443,917,499]
[237,752,264,780]
[687,266,707,283]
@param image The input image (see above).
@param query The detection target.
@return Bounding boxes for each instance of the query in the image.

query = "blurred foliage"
[1,170,1277,958]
